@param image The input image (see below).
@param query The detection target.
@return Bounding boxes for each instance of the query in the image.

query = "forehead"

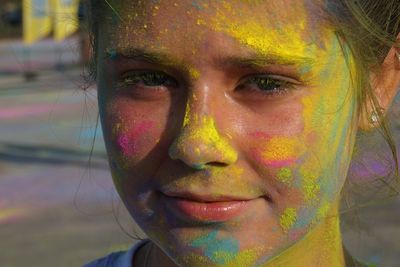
[99,0,330,61]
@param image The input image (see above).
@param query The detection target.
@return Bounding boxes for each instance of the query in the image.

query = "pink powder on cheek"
[263,159,297,168]
[117,121,155,157]
[249,132,301,168]
[250,131,272,139]
[251,149,297,168]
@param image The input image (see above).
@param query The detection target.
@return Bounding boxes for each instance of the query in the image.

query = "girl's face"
[97,1,358,265]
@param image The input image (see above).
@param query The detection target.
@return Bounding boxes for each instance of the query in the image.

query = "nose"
[168,111,238,170]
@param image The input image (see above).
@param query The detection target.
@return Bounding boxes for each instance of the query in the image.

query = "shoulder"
[83,240,149,267]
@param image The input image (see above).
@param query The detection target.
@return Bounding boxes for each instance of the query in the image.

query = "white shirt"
[83,240,148,267]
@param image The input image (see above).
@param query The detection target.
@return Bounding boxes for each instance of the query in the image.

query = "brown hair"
[324,0,400,173]
[322,1,400,211]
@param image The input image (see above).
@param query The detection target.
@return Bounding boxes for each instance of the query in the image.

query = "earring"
[369,111,380,124]
[369,107,385,124]
[394,51,400,70]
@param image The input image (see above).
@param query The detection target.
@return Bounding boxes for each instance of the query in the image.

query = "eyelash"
[117,71,298,97]
[236,75,296,97]
[117,71,178,89]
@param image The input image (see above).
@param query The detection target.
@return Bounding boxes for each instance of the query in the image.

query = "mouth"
[160,191,261,223]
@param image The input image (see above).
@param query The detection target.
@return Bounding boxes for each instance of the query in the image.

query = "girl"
[84,0,400,266]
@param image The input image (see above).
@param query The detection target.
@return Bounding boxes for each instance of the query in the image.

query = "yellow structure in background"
[23,0,52,45]
[23,0,80,45]
[51,0,80,41]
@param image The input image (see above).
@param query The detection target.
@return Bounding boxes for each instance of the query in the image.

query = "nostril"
[191,163,207,170]
[190,162,228,170]
[208,162,228,167]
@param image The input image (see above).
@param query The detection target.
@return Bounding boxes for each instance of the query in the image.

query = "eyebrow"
[217,54,315,69]
[108,48,182,67]
[108,47,315,70]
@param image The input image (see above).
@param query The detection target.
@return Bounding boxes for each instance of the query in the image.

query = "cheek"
[250,134,306,168]
[245,100,307,175]
[101,100,164,164]
[116,120,155,157]
[300,89,356,202]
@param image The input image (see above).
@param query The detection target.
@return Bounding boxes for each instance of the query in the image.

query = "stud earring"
[369,107,385,124]
[369,111,379,124]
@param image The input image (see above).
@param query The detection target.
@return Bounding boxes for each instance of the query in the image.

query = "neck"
[264,201,345,267]
[142,202,345,267]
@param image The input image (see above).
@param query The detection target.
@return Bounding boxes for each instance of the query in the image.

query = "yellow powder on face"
[180,248,261,267]
[188,68,200,79]
[277,167,293,185]
[168,164,265,199]
[183,102,191,127]
[111,122,123,137]
[268,206,345,266]
[224,249,261,267]
[300,167,320,204]
[300,34,357,168]
[315,199,331,223]
[208,166,260,197]
[280,208,297,232]
[261,137,299,163]
[209,164,244,182]
[194,116,237,163]
[209,2,316,64]
[179,254,210,266]
[196,18,206,26]
[180,113,238,164]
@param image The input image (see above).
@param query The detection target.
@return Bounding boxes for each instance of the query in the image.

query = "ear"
[359,34,400,130]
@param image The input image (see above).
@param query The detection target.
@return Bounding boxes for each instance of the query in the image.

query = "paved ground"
[0,37,81,74]
[0,39,399,267]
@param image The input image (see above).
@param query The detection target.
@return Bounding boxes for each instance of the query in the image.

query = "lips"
[162,191,256,202]
[160,191,258,223]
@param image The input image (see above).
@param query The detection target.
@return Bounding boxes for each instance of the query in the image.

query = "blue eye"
[118,71,177,88]
[250,76,286,91]
[238,75,295,97]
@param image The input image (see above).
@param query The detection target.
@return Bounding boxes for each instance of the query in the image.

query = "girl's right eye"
[117,71,178,89]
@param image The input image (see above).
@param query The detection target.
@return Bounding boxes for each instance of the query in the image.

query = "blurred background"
[0,1,399,266]
[0,1,140,266]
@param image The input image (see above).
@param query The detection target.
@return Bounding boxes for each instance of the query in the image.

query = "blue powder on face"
[191,231,239,264]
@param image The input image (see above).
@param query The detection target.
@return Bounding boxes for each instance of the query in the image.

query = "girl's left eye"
[236,75,297,97]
